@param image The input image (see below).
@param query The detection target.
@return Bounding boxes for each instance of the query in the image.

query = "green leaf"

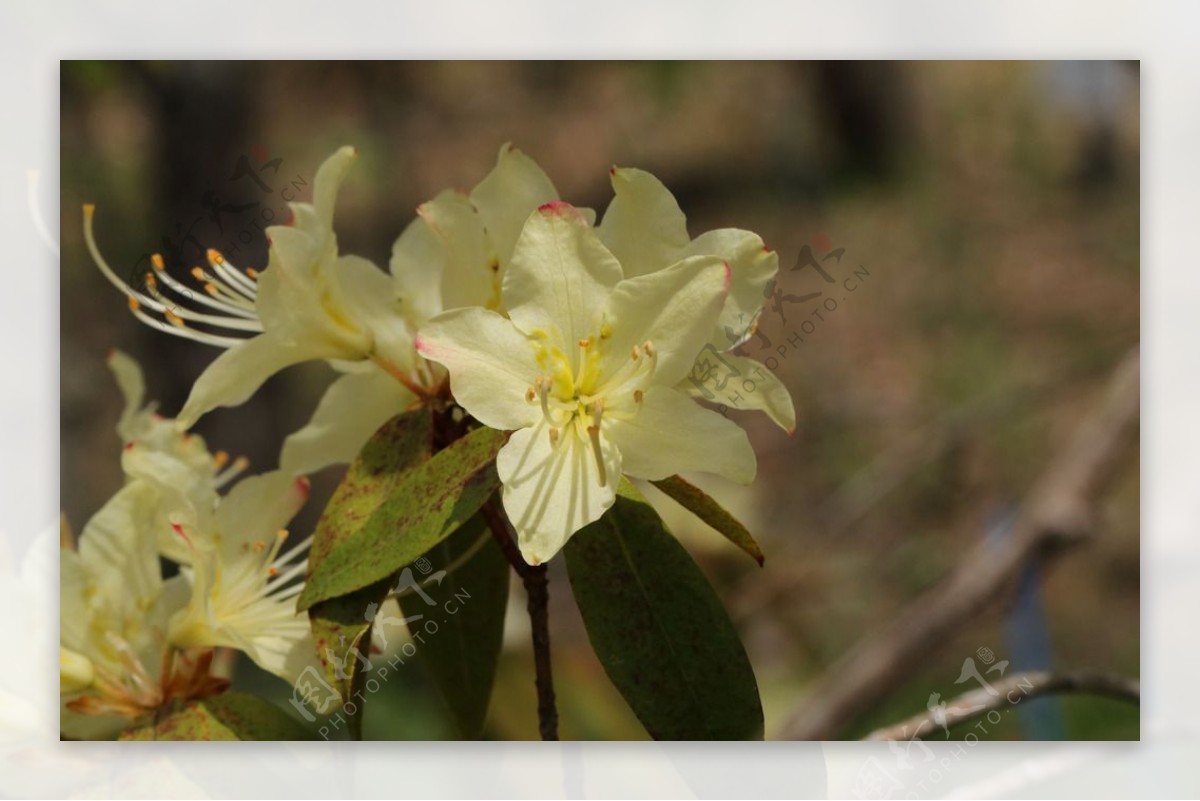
[307,410,434,699]
[564,480,764,740]
[119,694,314,741]
[651,475,765,565]
[298,424,506,611]
[398,514,510,738]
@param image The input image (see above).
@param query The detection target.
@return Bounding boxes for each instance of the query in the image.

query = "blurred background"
[60,61,1139,741]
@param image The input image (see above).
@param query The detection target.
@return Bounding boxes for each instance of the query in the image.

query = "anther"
[150,253,165,271]
[213,451,230,467]
[127,296,140,311]
[245,268,259,279]
[165,309,185,327]
[526,387,536,403]
[633,389,644,404]
[206,249,225,266]
[630,345,641,360]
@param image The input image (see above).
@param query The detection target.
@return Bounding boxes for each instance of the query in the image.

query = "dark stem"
[347,621,372,741]
[481,500,559,740]
[523,563,559,741]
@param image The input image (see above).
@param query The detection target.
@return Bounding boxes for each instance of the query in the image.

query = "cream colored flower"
[165,470,323,700]
[283,143,573,474]
[59,482,200,738]
[84,147,426,457]
[598,168,795,432]
[417,202,756,564]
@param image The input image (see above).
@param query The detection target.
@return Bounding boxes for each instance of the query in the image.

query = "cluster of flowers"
[64,145,795,732]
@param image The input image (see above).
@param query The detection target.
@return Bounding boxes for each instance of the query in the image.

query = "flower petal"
[214,470,309,555]
[281,366,416,475]
[177,331,338,428]
[469,143,559,272]
[684,229,778,349]
[106,349,146,440]
[254,225,330,330]
[607,387,756,484]
[497,420,620,565]
[76,482,162,606]
[602,255,730,387]
[416,190,495,311]
[59,551,88,653]
[236,620,326,697]
[121,447,218,562]
[681,352,796,433]
[390,213,448,323]
[416,307,541,431]
[332,254,417,371]
[504,202,622,349]
[598,167,690,279]
[311,145,358,230]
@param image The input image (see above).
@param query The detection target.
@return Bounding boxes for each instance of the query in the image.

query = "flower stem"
[371,354,432,399]
[481,501,559,740]
[524,563,558,741]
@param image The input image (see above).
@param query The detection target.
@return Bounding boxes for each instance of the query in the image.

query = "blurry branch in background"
[864,671,1140,741]
[780,347,1140,740]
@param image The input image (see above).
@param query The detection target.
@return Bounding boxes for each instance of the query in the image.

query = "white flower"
[390,142,572,319]
[105,350,242,564]
[282,142,571,474]
[598,168,796,432]
[417,202,756,564]
[62,352,333,732]
[84,146,427,439]
[165,470,324,701]
[59,482,200,738]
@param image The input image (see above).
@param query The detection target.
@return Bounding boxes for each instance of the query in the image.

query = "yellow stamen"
[150,253,165,271]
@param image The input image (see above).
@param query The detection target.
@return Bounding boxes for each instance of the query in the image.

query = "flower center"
[524,334,658,487]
